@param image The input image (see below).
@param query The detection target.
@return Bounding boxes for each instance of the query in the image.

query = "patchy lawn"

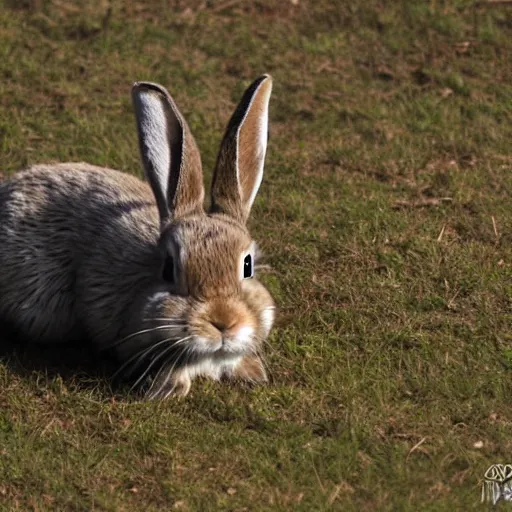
[0,0,511,509]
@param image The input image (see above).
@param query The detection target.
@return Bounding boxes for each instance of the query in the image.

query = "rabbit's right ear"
[132,82,204,228]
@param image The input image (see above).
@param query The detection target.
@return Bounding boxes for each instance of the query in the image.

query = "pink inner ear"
[237,77,272,213]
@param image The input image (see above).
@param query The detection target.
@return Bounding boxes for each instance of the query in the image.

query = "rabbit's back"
[0,163,157,343]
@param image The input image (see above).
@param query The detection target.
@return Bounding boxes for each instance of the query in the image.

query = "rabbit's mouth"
[144,350,249,399]
[187,322,257,356]
[110,324,259,394]
[114,287,273,399]
[122,333,257,400]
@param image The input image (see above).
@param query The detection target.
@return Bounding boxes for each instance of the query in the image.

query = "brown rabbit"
[0,76,275,398]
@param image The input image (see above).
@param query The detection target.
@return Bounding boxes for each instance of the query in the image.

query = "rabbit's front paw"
[228,355,268,384]
[148,369,192,399]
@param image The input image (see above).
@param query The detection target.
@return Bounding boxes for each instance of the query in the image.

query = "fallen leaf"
[376,66,394,81]
[392,197,453,209]
[440,88,453,98]
[454,41,471,54]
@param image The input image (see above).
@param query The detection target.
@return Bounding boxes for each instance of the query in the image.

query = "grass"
[0,0,511,509]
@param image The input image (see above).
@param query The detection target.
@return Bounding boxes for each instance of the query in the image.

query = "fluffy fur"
[0,75,275,398]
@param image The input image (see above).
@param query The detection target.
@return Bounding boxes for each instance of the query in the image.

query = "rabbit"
[0,75,275,398]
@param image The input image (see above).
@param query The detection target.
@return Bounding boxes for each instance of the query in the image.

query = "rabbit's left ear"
[132,82,204,229]
[210,75,272,223]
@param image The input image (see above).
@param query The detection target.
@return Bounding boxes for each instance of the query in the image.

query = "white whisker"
[129,345,174,392]
[130,336,193,392]
[148,343,189,399]
[143,318,187,323]
[105,324,186,350]
[112,335,179,381]
[161,346,194,400]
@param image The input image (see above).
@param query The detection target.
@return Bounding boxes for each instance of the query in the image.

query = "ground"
[0,0,511,510]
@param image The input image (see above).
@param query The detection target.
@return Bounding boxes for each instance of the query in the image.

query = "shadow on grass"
[0,322,119,395]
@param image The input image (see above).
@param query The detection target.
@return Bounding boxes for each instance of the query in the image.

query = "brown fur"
[238,78,272,213]
[132,83,205,225]
[0,76,275,398]
[230,355,268,382]
[211,75,272,223]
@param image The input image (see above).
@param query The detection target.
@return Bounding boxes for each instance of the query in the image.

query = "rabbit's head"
[120,76,275,397]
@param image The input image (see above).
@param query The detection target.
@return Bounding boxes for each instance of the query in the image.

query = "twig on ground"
[491,215,500,242]
[406,437,428,462]
[211,0,243,13]
[475,0,512,6]
[437,224,446,242]
[392,197,453,209]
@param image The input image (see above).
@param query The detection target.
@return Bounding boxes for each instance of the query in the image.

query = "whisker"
[147,365,174,400]
[257,336,293,365]
[257,351,270,378]
[129,345,175,393]
[112,335,179,382]
[104,324,186,351]
[251,345,271,378]
[132,334,193,377]
[161,345,196,400]
[146,351,176,398]
[147,343,189,400]
[255,335,277,354]
[143,318,188,323]
[129,336,193,392]
[158,347,189,398]
[162,386,176,401]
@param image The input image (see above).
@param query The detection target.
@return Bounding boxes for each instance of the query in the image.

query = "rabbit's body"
[0,163,159,345]
[0,76,275,398]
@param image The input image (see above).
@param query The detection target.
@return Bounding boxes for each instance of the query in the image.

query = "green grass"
[0,0,511,509]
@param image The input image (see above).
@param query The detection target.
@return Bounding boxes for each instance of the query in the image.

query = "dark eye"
[243,254,253,279]
[162,254,175,283]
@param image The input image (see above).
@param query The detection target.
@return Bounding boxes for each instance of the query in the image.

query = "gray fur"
[0,163,160,345]
[0,77,275,397]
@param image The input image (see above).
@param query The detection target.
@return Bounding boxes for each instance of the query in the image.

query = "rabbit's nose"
[211,320,226,332]
[211,319,236,333]
[207,298,254,341]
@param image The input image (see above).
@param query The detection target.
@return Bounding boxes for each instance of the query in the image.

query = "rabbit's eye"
[163,254,175,283]
[243,254,253,279]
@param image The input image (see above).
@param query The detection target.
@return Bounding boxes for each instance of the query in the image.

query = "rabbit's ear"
[210,75,272,223]
[132,82,204,228]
